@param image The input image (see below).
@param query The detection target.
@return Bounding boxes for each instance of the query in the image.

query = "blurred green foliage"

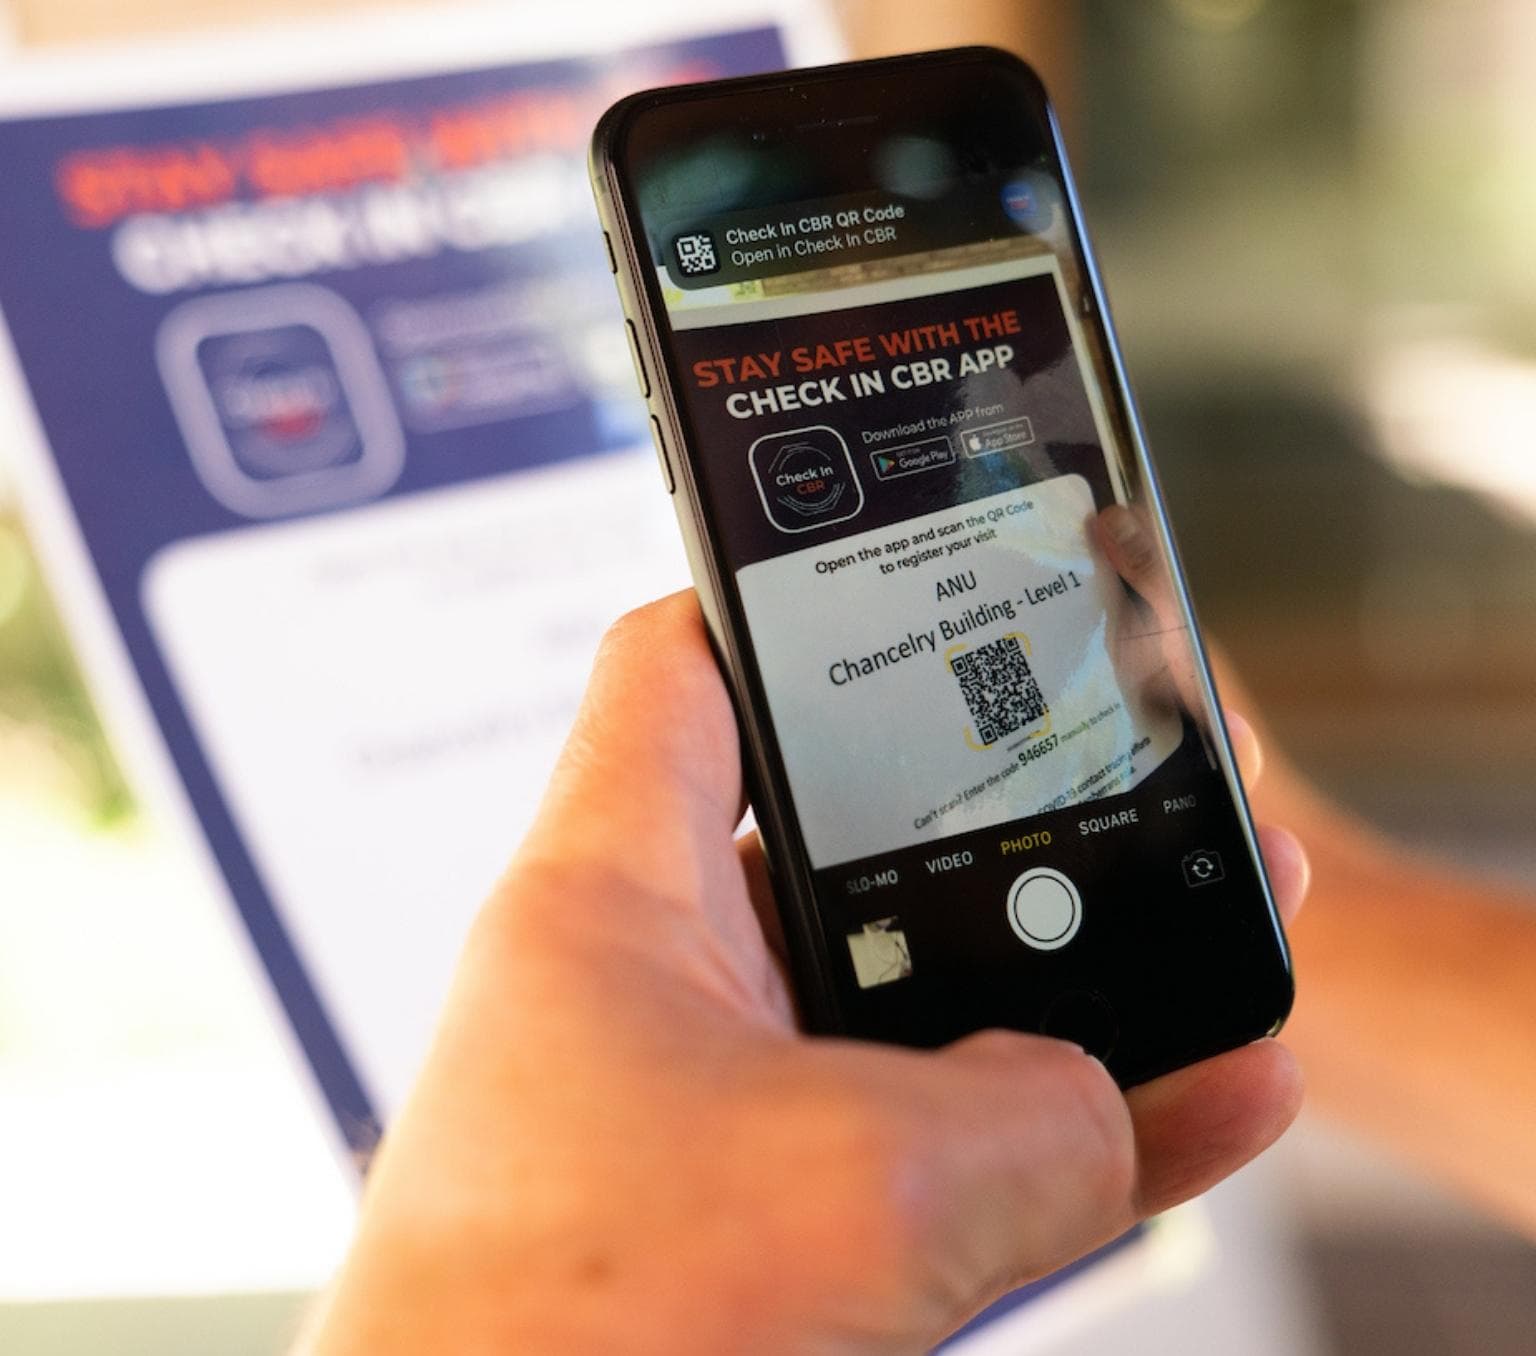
[0,507,132,822]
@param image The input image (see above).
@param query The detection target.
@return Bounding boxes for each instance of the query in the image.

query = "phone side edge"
[590,101,848,1034]
[1034,73,1297,1037]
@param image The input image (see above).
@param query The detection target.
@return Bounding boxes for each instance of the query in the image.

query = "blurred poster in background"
[0,5,825,1155]
[0,7,1258,1349]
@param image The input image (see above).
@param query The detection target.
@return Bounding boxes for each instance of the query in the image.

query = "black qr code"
[951,636,1048,746]
[674,232,719,276]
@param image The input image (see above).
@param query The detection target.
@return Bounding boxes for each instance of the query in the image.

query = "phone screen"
[607,55,1289,1075]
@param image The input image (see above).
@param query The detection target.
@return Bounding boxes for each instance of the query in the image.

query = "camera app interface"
[677,256,1181,869]
[629,85,1282,1052]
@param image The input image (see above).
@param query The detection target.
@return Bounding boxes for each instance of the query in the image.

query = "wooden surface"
[6,0,402,44]
[6,0,1073,109]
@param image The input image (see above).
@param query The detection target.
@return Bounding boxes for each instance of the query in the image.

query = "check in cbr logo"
[211,341,356,478]
[748,425,864,533]
[158,283,405,519]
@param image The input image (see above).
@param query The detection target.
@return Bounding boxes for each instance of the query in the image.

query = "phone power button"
[1006,868,1082,951]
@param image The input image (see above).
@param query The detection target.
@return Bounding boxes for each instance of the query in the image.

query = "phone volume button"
[649,416,676,494]
[625,320,651,399]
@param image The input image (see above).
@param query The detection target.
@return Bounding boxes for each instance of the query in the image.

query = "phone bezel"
[591,46,1292,1077]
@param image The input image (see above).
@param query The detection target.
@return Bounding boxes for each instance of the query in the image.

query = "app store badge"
[748,424,863,533]
[158,283,405,518]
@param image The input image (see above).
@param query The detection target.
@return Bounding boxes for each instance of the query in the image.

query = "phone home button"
[1042,990,1119,1061]
[1005,867,1082,951]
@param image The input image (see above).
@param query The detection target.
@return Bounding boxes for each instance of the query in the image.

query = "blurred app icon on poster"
[0,12,1208,1349]
[0,4,833,1155]
[158,285,406,517]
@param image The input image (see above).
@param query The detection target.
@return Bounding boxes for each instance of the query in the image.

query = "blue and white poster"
[0,14,800,1156]
[0,12,1195,1346]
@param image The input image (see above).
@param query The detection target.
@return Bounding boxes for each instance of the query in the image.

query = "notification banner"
[0,25,785,1151]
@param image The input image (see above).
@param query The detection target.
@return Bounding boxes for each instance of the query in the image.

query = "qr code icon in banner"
[673,231,720,277]
[951,635,1049,746]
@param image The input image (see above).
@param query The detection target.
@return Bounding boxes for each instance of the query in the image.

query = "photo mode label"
[749,425,864,532]
[735,474,1181,868]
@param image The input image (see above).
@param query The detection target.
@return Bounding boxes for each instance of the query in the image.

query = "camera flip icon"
[1181,849,1225,889]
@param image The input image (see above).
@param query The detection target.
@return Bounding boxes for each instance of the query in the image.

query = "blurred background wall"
[1076,1,1536,883]
[1,1,1533,1353]
[9,0,1533,859]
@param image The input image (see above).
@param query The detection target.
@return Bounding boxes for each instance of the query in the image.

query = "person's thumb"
[909,1031,1137,1315]
[879,1030,1301,1338]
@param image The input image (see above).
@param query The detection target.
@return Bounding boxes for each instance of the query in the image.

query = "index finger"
[1094,503,1179,626]
[522,591,744,892]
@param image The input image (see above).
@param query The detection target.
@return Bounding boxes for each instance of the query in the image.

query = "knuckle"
[474,853,611,955]
[1050,1047,1136,1207]
[599,591,694,653]
[593,600,653,659]
[957,1027,1033,1064]
[811,1086,932,1258]
[947,1030,1136,1208]
[1125,524,1159,568]
[726,1078,926,1312]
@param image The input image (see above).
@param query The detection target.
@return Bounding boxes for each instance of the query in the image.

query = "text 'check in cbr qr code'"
[951,635,1049,745]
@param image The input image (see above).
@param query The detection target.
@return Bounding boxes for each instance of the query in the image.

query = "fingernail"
[1102,505,1142,549]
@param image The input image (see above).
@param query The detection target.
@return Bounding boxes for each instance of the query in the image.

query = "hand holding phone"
[302,594,1307,1356]
[590,48,1292,1086]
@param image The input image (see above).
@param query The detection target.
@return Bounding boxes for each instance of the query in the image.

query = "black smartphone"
[590,47,1292,1087]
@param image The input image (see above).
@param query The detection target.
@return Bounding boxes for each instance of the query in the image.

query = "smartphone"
[590,47,1292,1086]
